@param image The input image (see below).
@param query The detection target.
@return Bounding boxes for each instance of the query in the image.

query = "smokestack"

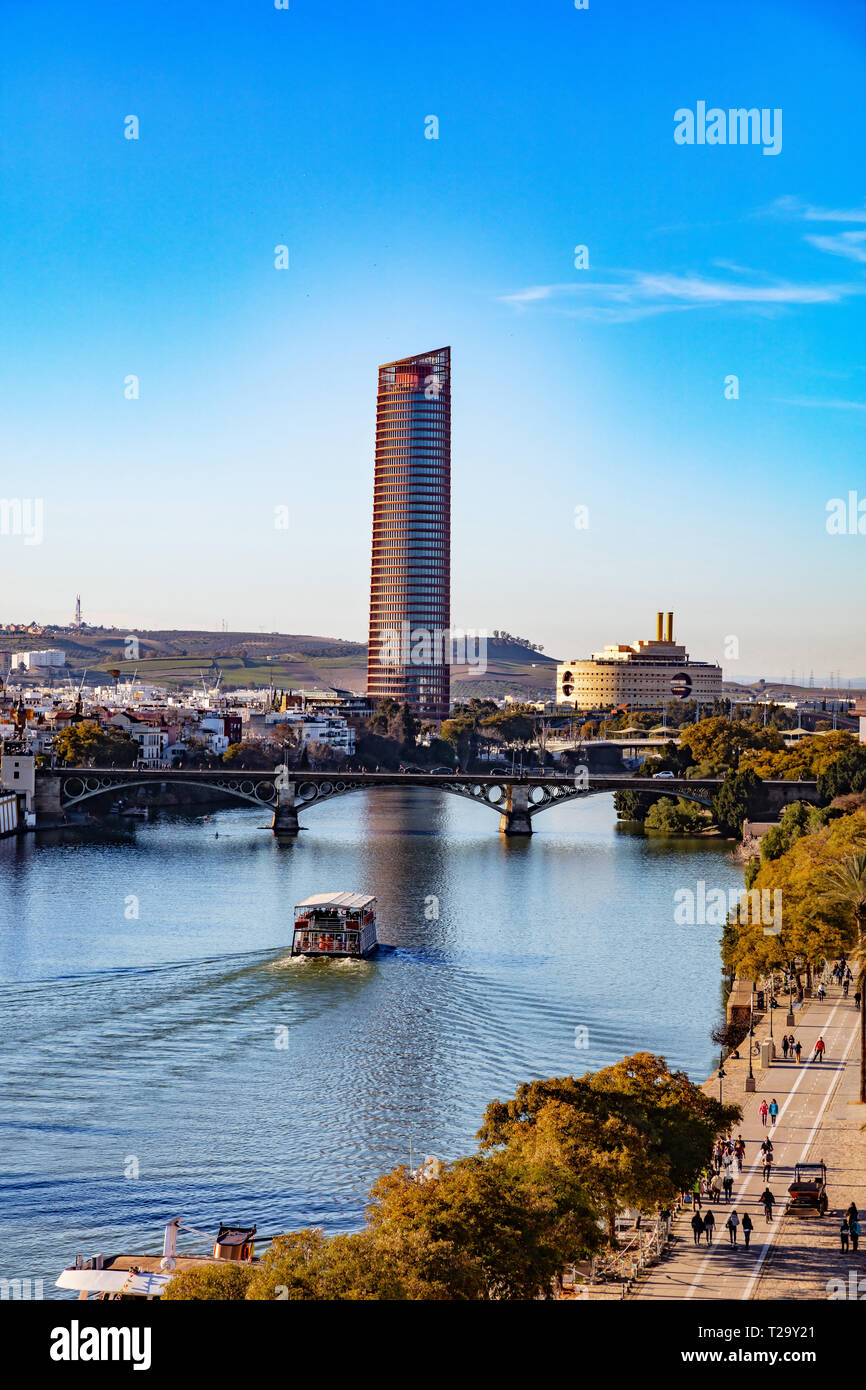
[656,612,663,641]
[666,612,674,643]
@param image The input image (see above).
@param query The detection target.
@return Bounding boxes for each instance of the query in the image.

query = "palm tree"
[820,851,866,1103]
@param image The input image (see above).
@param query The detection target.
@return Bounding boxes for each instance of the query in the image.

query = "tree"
[162,1261,255,1300]
[613,788,661,822]
[712,768,761,838]
[52,720,137,767]
[364,1155,600,1299]
[478,1053,739,1246]
[644,797,710,834]
[819,851,866,1102]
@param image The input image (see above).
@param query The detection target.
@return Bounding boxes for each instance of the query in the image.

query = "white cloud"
[764,195,866,223]
[804,230,866,264]
[499,269,863,320]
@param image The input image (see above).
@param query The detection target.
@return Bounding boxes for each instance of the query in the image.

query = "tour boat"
[291,892,378,958]
[55,1218,258,1301]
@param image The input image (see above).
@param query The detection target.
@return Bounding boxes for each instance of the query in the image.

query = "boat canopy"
[295,892,376,911]
[56,1268,171,1297]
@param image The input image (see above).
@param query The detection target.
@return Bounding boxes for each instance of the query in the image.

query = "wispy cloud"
[763,195,866,223]
[499,270,864,321]
[773,396,866,411]
[804,230,866,264]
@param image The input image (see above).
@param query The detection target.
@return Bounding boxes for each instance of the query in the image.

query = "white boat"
[291,892,378,959]
[55,1218,258,1301]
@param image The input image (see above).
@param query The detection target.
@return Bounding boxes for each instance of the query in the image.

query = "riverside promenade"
[632,981,866,1301]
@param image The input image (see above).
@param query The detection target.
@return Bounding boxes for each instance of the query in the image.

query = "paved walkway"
[633,983,865,1301]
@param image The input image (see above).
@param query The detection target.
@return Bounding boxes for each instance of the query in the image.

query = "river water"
[0,790,742,1295]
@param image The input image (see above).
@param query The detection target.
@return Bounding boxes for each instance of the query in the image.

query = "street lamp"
[745,985,756,1092]
[768,969,774,1043]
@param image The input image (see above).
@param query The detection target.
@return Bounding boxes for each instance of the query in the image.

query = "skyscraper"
[366,347,451,723]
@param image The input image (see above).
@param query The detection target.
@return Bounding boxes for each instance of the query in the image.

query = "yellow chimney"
[666,612,674,643]
[656,612,663,641]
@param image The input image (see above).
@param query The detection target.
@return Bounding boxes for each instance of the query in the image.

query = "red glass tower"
[366,347,451,723]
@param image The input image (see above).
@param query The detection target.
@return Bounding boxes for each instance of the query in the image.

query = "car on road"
[653,770,676,779]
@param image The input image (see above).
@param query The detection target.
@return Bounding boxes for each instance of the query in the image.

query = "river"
[0,789,743,1295]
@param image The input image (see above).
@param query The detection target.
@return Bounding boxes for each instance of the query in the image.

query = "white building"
[556,611,724,713]
[11,649,66,670]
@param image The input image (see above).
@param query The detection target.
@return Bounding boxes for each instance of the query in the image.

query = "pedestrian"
[768,1098,779,1127]
[741,1212,753,1249]
[734,1137,745,1173]
[843,978,850,998]
[794,1039,802,1063]
[782,1035,790,1059]
[852,1217,861,1252]
[763,1156,773,1182]
[817,982,826,1003]
[723,1174,734,1203]
[703,1210,715,1245]
[761,1187,775,1223]
[691,1210,705,1246]
[841,1218,850,1253]
[855,990,862,1011]
[722,1149,733,1177]
[691,1177,702,1210]
[760,1099,769,1127]
[711,1172,723,1204]
[760,1137,774,1157]
[814,1035,826,1062]
[726,1210,739,1245]
[846,1202,858,1224]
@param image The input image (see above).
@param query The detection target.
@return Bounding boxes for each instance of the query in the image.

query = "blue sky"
[1,0,864,680]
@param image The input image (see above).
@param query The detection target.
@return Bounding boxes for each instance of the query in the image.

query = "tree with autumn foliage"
[477,1053,739,1246]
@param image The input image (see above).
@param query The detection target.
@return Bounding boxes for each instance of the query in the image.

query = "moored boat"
[55,1218,258,1300]
[292,892,378,958]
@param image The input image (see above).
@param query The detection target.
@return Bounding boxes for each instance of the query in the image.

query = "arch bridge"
[32,767,818,836]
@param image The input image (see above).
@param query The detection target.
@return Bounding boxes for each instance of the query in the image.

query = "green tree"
[712,768,761,838]
[644,797,709,834]
[52,720,137,767]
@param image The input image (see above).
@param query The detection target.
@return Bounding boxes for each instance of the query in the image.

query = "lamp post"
[768,970,774,1043]
[786,964,796,1027]
[745,985,756,1092]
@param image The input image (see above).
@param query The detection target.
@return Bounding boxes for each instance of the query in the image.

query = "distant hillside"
[5,626,558,700]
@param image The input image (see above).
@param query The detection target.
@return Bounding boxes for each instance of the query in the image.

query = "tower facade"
[366,347,451,723]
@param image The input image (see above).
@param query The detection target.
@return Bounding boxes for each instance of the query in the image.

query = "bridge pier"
[272,782,299,836]
[33,774,66,829]
[499,783,532,836]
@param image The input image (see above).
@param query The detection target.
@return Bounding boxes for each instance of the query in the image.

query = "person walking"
[768,1098,779,1127]
[691,1176,703,1210]
[817,982,826,1003]
[782,1034,790,1059]
[846,1202,859,1224]
[761,1187,776,1224]
[726,1210,739,1246]
[722,1149,733,1179]
[855,990,862,1011]
[741,1212,753,1249]
[723,1173,734,1204]
[734,1137,745,1173]
[703,1209,715,1245]
[794,1039,802,1063]
[759,1099,769,1127]
[841,1218,850,1253]
[710,1172,723,1204]
[691,1210,705,1246]
[843,978,850,998]
[852,1217,861,1252]
[814,1035,826,1062]
[762,1155,774,1183]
